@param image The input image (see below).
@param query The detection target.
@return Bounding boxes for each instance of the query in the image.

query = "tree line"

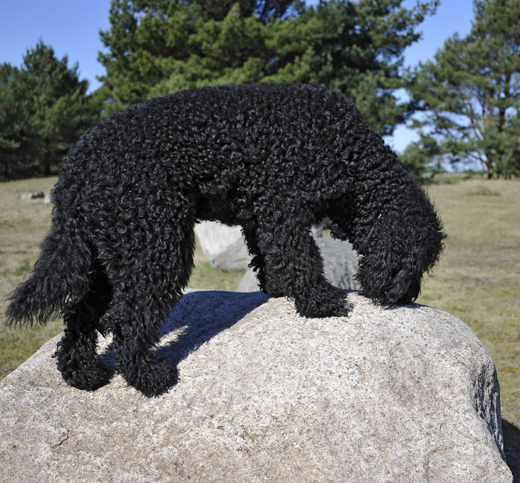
[1,0,519,181]
[403,0,520,179]
[0,43,101,180]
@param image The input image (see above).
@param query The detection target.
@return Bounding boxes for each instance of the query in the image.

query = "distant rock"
[195,221,360,292]
[195,221,250,270]
[20,191,44,201]
[314,237,360,290]
[0,290,512,482]
[310,221,326,238]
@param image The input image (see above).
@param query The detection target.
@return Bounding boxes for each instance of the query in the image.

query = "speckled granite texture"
[0,290,513,482]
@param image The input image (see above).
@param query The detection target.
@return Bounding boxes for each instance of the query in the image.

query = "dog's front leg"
[242,224,283,298]
[253,214,348,318]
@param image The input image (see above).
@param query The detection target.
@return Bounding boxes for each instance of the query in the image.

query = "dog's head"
[344,183,446,308]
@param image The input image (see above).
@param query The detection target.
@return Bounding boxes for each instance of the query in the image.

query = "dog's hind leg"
[253,206,347,318]
[101,207,196,397]
[54,261,112,391]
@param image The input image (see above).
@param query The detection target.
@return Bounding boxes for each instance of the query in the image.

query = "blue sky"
[0,0,475,152]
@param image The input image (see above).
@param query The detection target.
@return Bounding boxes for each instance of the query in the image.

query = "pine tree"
[406,0,520,178]
[399,132,443,180]
[98,0,438,136]
[0,64,24,180]
[0,41,100,179]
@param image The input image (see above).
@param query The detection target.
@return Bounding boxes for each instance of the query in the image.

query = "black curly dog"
[6,83,445,397]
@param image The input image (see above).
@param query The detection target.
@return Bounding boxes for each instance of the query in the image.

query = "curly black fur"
[5,83,445,397]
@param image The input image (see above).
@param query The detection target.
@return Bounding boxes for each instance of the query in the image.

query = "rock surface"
[0,290,512,482]
[194,221,250,270]
[314,237,360,290]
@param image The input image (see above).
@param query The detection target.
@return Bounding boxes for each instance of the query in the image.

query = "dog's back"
[57,83,374,225]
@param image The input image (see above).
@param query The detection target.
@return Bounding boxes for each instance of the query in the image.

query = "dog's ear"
[355,218,446,308]
[355,248,423,307]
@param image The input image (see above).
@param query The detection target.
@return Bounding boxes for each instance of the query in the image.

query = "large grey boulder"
[195,221,250,270]
[0,290,512,482]
[314,237,360,289]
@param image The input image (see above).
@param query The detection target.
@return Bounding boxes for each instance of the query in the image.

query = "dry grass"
[0,177,62,379]
[1,176,519,473]
[420,180,520,419]
[419,179,520,473]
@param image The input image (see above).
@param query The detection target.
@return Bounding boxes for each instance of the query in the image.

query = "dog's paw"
[58,357,110,391]
[295,288,348,318]
[259,276,285,298]
[121,356,178,398]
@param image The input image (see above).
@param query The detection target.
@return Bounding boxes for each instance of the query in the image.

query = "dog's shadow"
[99,290,270,373]
[97,289,418,378]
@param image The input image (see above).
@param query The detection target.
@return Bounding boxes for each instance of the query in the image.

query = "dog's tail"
[5,210,94,328]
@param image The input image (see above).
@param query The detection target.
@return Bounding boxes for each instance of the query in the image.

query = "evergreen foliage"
[98,0,438,135]
[0,42,100,180]
[399,132,443,180]
[0,64,23,179]
[406,0,520,179]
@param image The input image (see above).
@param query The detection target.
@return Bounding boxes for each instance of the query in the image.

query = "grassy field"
[1,175,519,474]
[418,178,520,474]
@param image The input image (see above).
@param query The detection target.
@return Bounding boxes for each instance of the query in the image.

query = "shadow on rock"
[99,290,270,372]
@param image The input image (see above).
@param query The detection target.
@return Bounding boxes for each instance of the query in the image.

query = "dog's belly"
[194,195,244,226]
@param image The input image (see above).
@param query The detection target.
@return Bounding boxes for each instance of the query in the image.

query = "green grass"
[1,176,519,475]
[189,261,245,292]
